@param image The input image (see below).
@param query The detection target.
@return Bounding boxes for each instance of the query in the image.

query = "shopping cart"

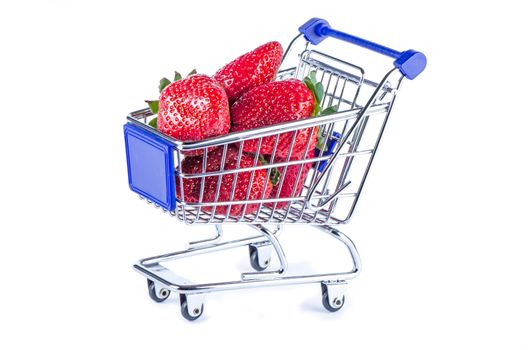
[124,18,426,320]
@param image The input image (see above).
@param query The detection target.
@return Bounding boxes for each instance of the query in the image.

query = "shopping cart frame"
[124,18,426,320]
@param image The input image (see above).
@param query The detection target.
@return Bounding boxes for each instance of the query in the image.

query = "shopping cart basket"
[124,18,426,320]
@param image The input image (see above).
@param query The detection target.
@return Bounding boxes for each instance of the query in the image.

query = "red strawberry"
[177,146,273,217]
[266,149,315,209]
[158,74,230,142]
[230,78,316,158]
[213,41,283,104]
[175,149,223,204]
[232,125,319,159]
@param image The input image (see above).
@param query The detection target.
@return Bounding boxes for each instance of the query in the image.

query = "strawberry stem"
[258,155,281,186]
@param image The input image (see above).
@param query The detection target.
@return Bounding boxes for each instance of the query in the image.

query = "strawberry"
[157,74,230,142]
[231,72,337,159]
[213,41,283,104]
[266,149,315,209]
[177,146,273,217]
[230,78,316,158]
[232,124,319,159]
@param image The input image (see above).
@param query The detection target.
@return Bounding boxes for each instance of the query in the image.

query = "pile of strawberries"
[146,42,334,217]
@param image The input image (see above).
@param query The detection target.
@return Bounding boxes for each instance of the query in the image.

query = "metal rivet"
[193,308,200,315]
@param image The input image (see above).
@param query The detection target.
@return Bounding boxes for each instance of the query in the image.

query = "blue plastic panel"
[393,50,427,80]
[124,123,176,211]
[314,131,341,172]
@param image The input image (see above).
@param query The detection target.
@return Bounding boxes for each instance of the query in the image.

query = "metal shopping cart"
[123,18,426,320]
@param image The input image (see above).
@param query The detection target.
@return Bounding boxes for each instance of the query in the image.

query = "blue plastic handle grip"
[299,18,426,80]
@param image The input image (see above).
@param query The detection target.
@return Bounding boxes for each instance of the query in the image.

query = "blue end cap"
[394,50,427,80]
[314,131,341,172]
[124,123,176,211]
[299,17,330,45]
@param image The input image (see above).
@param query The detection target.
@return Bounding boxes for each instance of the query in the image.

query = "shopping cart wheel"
[179,294,204,321]
[147,279,170,303]
[321,282,345,312]
[248,243,271,271]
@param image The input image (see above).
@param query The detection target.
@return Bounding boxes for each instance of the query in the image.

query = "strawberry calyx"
[145,100,159,114]
[303,71,324,117]
[303,71,338,150]
[148,115,158,128]
[258,155,281,186]
[145,69,198,126]
[303,71,339,117]
[158,77,171,93]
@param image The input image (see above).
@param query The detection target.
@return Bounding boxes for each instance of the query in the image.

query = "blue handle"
[299,18,426,80]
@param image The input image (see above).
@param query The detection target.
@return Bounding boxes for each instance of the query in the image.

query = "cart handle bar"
[299,18,426,79]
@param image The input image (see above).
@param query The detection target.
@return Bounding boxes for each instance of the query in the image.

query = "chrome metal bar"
[207,144,229,221]
[326,114,370,220]
[241,224,288,280]
[126,104,390,150]
[187,225,223,249]
[239,139,263,218]
[314,225,361,274]
[178,149,372,179]
[179,191,357,207]
[344,74,405,223]
[139,225,281,267]
[305,68,401,211]
[280,33,304,66]
[134,224,360,295]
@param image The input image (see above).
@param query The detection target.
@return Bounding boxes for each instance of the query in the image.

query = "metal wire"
[127,43,403,225]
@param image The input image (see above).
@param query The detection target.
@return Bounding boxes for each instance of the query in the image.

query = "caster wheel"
[249,245,270,271]
[180,294,204,321]
[321,283,345,312]
[147,279,170,303]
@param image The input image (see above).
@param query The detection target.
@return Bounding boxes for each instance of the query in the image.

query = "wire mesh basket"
[125,32,421,225]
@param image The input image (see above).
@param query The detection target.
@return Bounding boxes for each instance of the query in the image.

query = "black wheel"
[147,279,170,303]
[321,284,345,312]
[180,294,204,321]
[249,245,270,271]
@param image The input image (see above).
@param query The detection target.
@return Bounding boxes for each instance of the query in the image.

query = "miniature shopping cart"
[123,18,426,320]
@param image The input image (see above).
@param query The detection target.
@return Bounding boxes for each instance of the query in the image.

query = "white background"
[1,0,527,349]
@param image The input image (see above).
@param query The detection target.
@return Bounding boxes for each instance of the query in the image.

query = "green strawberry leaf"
[258,155,281,186]
[258,155,268,164]
[309,74,323,103]
[304,70,329,116]
[174,71,182,82]
[187,69,197,77]
[303,76,315,95]
[313,102,321,117]
[270,168,281,186]
[317,129,327,151]
[314,82,324,103]
[148,117,158,129]
[159,77,171,93]
[309,70,317,82]
[320,105,338,116]
[145,100,159,114]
